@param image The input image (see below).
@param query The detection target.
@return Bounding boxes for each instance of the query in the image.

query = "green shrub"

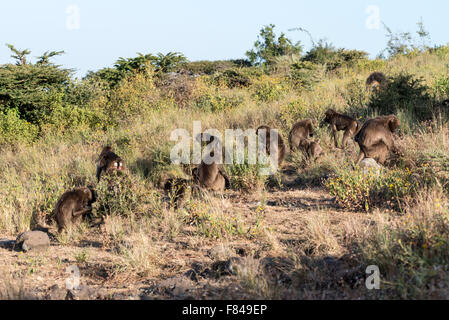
[213,69,252,88]
[368,72,436,123]
[0,108,39,145]
[326,166,415,212]
[288,61,325,90]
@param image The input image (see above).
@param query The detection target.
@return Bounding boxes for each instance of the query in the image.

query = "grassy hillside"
[1,39,449,299]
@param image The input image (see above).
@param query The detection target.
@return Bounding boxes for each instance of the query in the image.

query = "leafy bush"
[302,41,368,72]
[326,166,415,212]
[368,72,436,122]
[213,69,252,88]
[251,76,286,102]
[0,108,39,145]
[93,173,150,218]
[288,61,325,90]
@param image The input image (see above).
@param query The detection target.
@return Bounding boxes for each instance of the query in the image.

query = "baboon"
[164,177,190,209]
[256,125,286,166]
[193,134,231,192]
[96,146,124,181]
[53,187,96,232]
[299,139,323,160]
[366,72,386,91]
[355,115,400,165]
[321,109,360,149]
[288,119,315,151]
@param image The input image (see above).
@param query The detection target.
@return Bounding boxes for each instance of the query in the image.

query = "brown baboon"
[194,158,231,192]
[53,187,96,232]
[164,177,190,209]
[256,125,286,166]
[355,115,400,165]
[366,72,386,91]
[288,119,315,151]
[193,134,231,192]
[96,146,124,181]
[299,139,323,160]
[321,109,360,149]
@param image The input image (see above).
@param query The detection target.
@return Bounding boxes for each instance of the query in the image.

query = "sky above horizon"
[0,0,448,78]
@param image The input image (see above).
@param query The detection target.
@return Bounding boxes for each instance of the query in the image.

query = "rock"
[15,231,50,252]
[0,239,15,249]
[359,158,382,176]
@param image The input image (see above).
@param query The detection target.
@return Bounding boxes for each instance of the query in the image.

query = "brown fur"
[299,139,323,160]
[193,160,230,192]
[256,125,286,166]
[355,115,400,165]
[288,119,315,151]
[366,72,386,91]
[322,109,360,149]
[193,134,230,192]
[96,146,124,181]
[53,187,96,232]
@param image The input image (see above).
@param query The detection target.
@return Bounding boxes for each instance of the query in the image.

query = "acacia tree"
[0,44,71,125]
[246,24,302,66]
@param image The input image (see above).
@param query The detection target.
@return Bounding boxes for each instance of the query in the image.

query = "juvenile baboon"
[193,134,231,192]
[355,115,400,165]
[96,146,124,181]
[256,125,286,166]
[366,72,386,91]
[321,109,360,149]
[288,119,315,151]
[164,177,190,209]
[53,187,96,232]
[299,139,323,160]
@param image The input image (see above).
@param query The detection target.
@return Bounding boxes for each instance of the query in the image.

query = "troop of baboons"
[52,71,401,231]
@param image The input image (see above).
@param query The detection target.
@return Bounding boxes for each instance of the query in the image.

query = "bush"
[326,166,415,212]
[302,41,368,72]
[0,108,39,145]
[213,69,252,88]
[368,72,436,122]
[251,75,286,102]
[288,61,325,90]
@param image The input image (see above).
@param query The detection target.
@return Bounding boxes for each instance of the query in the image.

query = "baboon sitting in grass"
[96,146,124,182]
[288,119,315,151]
[355,115,400,165]
[321,109,360,149]
[53,187,96,232]
[256,125,286,167]
[193,133,231,192]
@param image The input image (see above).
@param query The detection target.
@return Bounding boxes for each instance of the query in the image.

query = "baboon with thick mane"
[366,72,386,91]
[96,146,124,181]
[256,125,286,166]
[288,119,315,151]
[355,115,400,165]
[321,109,360,149]
[53,187,96,232]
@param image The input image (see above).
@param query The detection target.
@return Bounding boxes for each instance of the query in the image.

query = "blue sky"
[0,0,448,78]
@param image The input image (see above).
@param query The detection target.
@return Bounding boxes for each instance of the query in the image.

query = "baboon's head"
[321,109,336,127]
[106,156,124,173]
[386,115,400,133]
